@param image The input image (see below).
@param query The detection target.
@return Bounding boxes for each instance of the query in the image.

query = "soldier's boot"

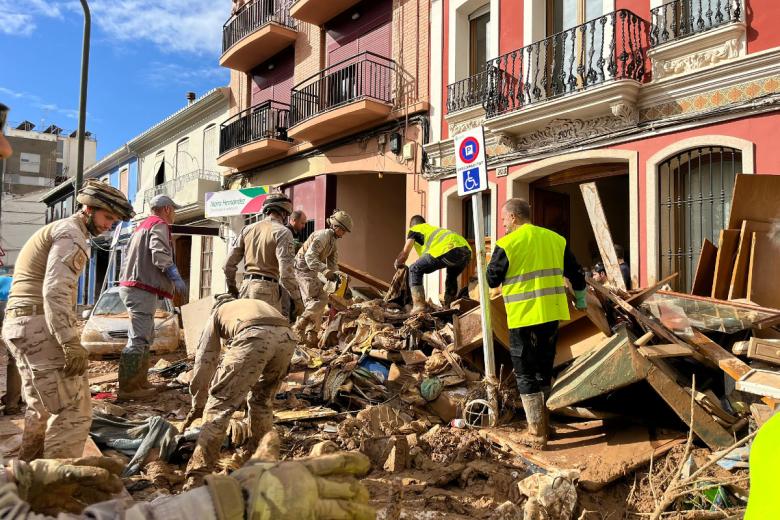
[519,392,549,450]
[18,411,45,461]
[3,360,22,415]
[117,351,156,401]
[410,285,429,314]
[291,316,310,343]
[184,422,222,490]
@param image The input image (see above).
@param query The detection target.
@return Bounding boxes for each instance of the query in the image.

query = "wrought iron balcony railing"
[219,101,292,155]
[484,9,649,118]
[289,52,396,127]
[447,69,492,113]
[144,170,222,205]
[650,0,741,47]
[222,0,296,54]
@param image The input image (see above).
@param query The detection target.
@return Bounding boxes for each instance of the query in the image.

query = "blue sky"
[0,0,231,157]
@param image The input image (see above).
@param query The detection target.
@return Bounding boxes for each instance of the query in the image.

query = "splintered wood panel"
[729,221,772,300]
[480,422,685,491]
[580,182,626,291]
[711,229,740,299]
[554,318,607,368]
[691,239,717,296]
[746,233,780,309]
[736,370,780,400]
[728,174,780,229]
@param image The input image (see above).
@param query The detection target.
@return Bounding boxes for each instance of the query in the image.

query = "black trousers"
[509,320,559,394]
[409,246,471,299]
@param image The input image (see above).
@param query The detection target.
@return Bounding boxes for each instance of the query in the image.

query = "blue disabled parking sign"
[454,127,488,197]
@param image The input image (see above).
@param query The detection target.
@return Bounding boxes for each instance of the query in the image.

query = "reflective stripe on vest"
[496,224,570,329]
[410,223,470,259]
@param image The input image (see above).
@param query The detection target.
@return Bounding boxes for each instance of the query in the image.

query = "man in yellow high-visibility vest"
[487,198,587,449]
[745,408,780,518]
[394,215,472,312]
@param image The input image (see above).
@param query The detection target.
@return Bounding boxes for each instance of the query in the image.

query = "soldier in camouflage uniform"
[292,210,353,344]
[223,194,303,317]
[184,296,296,485]
[1,180,134,460]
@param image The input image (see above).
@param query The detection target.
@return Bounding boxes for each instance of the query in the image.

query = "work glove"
[12,457,124,515]
[393,255,407,270]
[219,449,375,520]
[574,289,588,310]
[61,340,89,377]
[165,264,189,298]
[226,284,239,299]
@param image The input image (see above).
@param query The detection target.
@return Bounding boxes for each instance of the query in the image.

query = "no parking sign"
[454,126,488,197]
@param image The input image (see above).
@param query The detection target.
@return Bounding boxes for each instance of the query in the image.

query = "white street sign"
[454,126,488,197]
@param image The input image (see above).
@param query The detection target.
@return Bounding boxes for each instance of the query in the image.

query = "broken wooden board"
[452,294,509,355]
[692,239,717,297]
[736,369,780,400]
[480,421,685,491]
[89,373,118,385]
[746,232,780,309]
[554,318,608,368]
[625,273,679,308]
[274,407,339,423]
[638,343,696,359]
[750,403,774,428]
[727,173,780,229]
[728,221,772,300]
[338,262,390,292]
[711,229,740,300]
[580,182,627,291]
[584,290,612,336]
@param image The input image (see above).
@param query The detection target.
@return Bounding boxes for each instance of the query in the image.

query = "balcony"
[288,52,396,142]
[220,0,297,72]
[650,0,741,47]
[143,170,222,217]
[289,0,361,26]
[217,101,293,170]
[481,9,649,135]
[447,69,490,114]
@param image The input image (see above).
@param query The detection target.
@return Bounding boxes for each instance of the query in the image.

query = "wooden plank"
[746,232,780,309]
[554,319,608,368]
[89,373,118,385]
[452,296,510,355]
[736,369,780,400]
[584,290,612,336]
[711,229,740,300]
[727,173,780,229]
[728,221,772,300]
[638,343,696,359]
[338,262,390,292]
[580,182,626,291]
[626,273,679,307]
[692,239,717,297]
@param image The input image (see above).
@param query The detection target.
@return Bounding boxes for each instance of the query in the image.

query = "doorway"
[173,236,192,307]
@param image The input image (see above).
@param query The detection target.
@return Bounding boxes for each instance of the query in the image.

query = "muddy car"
[80,286,180,357]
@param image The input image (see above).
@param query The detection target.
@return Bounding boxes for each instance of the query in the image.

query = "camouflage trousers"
[294,269,327,333]
[185,326,295,477]
[239,278,284,314]
[189,331,220,415]
[1,314,91,459]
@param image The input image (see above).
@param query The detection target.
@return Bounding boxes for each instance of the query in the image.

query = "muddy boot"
[443,287,458,308]
[410,285,428,314]
[138,350,164,390]
[117,351,156,401]
[291,316,309,343]
[519,392,549,450]
[18,411,45,461]
[182,406,204,429]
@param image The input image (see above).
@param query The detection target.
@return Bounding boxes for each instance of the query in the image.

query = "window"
[301,219,315,243]
[200,236,214,299]
[658,146,742,292]
[154,151,165,186]
[119,168,129,195]
[463,192,492,240]
[469,10,490,75]
[203,125,218,173]
[548,0,608,92]
[176,138,191,177]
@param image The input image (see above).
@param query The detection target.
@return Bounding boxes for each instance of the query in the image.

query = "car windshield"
[92,291,171,316]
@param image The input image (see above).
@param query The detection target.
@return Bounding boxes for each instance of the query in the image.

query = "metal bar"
[74,0,91,212]
[472,193,495,384]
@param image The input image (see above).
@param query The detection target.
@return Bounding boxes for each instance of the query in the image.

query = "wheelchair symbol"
[463,169,480,191]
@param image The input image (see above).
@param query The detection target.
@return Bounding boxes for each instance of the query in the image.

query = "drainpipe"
[73,0,91,212]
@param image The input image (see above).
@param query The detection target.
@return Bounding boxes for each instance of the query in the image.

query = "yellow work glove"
[12,457,124,515]
[223,452,376,520]
[61,340,89,377]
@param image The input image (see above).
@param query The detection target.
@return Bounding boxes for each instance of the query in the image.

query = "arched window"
[154,150,165,186]
[175,137,191,176]
[658,146,742,291]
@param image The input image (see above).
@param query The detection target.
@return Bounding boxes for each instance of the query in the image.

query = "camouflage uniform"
[293,229,338,335]
[1,214,91,459]
[185,299,295,478]
[223,215,301,315]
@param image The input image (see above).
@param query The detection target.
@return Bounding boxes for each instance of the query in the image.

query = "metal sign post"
[454,126,497,426]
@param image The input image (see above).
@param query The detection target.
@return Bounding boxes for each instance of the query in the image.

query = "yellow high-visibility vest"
[495,224,569,328]
[745,411,780,519]
[409,223,470,259]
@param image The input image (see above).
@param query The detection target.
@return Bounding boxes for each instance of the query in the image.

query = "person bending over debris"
[184,296,297,487]
[292,210,353,345]
[394,215,472,312]
[486,198,587,449]
[2,180,134,460]
[117,195,187,401]
[223,193,303,318]
[0,441,375,519]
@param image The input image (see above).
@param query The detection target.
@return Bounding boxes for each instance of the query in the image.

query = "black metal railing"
[289,52,396,127]
[447,69,492,113]
[651,0,741,47]
[219,100,292,155]
[222,0,296,54]
[484,9,649,118]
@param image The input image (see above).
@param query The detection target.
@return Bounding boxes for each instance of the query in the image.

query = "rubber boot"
[410,285,428,314]
[138,350,164,390]
[519,392,549,450]
[443,287,458,308]
[117,351,156,401]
